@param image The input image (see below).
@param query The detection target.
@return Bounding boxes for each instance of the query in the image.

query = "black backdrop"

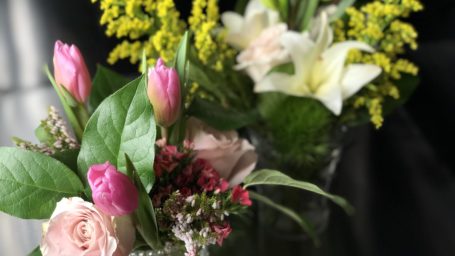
[1,0,454,255]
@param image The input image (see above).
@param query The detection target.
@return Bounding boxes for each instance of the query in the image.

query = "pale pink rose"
[186,118,257,187]
[53,40,92,103]
[40,197,135,256]
[88,162,139,216]
[235,24,289,82]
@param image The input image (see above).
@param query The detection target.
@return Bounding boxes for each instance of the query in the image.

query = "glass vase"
[130,245,209,256]
[248,128,344,255]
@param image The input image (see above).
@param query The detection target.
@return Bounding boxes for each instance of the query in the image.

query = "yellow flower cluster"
[335,0,422,128]
[189,0,236,71]
[93,0,235,72]
[92,0,185,69]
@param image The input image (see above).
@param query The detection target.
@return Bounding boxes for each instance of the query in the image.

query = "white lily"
[255,13,382,115]
[221,0,280,50]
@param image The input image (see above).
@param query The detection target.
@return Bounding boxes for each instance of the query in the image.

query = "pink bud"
[147,58,181,127]
[53,40,92,103]
[88,162,138,216]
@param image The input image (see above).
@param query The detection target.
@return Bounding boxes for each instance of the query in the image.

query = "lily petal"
[280,32,314,73]
[254,72,296,94]
[321,41,375,84]
[315,82,343,115]
[341,64,382,99]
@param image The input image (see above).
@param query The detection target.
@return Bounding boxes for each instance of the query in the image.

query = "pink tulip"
[88,162,138,216]
[147,58,181,127]
[53,40,92,103]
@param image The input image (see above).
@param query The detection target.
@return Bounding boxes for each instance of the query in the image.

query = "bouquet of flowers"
[0,0,422,255]
[93,0,422,178]
[0,33,350,255]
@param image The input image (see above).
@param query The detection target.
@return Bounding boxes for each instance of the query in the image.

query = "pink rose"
[40,197,135,256]
[88,162,139,216]
[186,118,258,187]
[231,185,252,206]
[53,40,92,103]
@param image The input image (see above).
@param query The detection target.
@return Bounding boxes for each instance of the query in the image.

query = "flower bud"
[147,58,181,127]
[88,162,138,216]
[53,40,92,103]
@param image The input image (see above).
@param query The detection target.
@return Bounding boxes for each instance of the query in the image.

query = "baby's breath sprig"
[13,106,79,155]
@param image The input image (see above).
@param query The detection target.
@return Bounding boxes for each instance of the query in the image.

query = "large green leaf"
[188,98,259,131]
[0,147,84,219]
[125,154,162,250]
[88,65,131,112]
[77,75,156,192]
[243,170,354,214]
[249,191,319,245]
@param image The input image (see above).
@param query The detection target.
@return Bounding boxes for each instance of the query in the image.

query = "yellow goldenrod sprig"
[335,0,422,128]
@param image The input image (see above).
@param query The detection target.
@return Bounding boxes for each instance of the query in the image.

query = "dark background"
[0,0,454,255]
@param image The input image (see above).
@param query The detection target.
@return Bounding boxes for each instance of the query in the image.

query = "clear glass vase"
[129,245,209,256]
[248,128,344,255]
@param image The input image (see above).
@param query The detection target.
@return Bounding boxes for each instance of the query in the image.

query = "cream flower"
[235,23,289,82]
[255,13,382,115]
[221,0,280,50]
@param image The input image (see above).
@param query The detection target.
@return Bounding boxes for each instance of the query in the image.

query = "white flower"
[221,0,280,50]
[254,13,382,115]
[235,23,289,82]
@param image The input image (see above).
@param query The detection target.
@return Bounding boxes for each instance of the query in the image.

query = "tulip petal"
[341,64,382,99]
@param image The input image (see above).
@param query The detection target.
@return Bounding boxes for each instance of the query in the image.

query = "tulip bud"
[147,58,181,127]
[88,162,139,216]
[53,40,92,103]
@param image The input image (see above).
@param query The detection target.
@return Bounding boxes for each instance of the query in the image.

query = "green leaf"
[188,98,259,130]
[52,149,80,173]
[243,169,354,214]
[173,31,190,85]
[330,0,356,22]
[44,66,83,141]
[125,154,162,250]
[298,0,320,31]
[249,191,320,245]
[88,65,131,113]
[27,246,42,256]
[77,75,156,192]
[0,147,84,219]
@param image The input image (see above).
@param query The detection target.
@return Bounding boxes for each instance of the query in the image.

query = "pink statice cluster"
[152,142,252,256]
